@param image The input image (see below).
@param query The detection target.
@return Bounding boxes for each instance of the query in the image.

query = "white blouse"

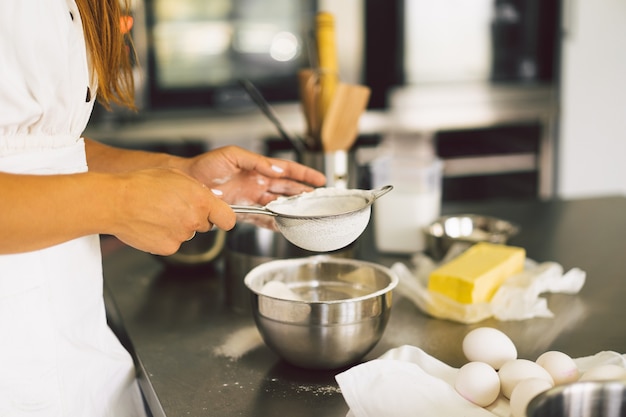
[0,1,146,416]
[0,0,95,154]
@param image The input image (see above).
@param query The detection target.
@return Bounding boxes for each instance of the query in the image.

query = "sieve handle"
[230,205,277,216]
[370,184,394,201]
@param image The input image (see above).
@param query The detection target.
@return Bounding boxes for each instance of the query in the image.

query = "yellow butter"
[427,242,525,304]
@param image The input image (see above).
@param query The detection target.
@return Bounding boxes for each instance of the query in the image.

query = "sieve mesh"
[231,185,392,252]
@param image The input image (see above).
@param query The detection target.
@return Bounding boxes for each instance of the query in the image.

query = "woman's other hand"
[84,142,326,253]
[183,145,326,206]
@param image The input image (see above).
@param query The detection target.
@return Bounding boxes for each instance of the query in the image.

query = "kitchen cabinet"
[386,82,557,199]
[436,123,543,200]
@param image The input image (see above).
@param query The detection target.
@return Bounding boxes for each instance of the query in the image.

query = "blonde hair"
[75,0,136,110]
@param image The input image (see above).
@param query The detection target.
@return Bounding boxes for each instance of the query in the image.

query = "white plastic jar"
[370,134,443,253]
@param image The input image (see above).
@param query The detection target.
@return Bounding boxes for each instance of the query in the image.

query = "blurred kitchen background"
[87,0,626,201]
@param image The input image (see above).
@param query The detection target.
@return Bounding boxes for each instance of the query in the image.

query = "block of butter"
[427,242,525,304]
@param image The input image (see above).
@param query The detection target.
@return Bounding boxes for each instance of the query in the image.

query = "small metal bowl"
[526,381,626,417]
[244,256,398,369]
[423,214,519,260]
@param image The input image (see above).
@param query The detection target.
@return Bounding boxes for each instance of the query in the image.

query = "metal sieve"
[231,185,393,252]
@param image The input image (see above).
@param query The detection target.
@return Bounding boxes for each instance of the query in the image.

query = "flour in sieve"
[267,187,369,217]
[279,206,371,252]
[267,188,374,251]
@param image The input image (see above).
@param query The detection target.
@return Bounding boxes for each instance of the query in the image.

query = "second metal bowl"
[423,214,519,260]
[526,381,626,417]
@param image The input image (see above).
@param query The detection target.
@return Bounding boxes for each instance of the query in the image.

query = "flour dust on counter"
[294,383,341,396]
[212,325,264,361]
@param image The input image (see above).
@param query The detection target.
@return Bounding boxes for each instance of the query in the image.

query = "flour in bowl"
[260,280,303,301]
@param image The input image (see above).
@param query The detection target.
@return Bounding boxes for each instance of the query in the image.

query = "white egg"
[454,361,501,407]
[536,351,580,385]
[462,327,518,370]
[499,359,554,398]
[509,377,553,417]
[579,364,626,382]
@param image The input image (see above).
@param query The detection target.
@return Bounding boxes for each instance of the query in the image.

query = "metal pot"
[160,228,226,266]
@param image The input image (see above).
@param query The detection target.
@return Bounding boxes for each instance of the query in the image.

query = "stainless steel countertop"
[102,196,626,417]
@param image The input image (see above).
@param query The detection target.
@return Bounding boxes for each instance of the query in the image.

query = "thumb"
[207,188,236,230]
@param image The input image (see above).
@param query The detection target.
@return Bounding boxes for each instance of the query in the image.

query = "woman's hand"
[0,166,234,256]
[84,141,326,254]
[184,145,326,206]
[109,168,235,255]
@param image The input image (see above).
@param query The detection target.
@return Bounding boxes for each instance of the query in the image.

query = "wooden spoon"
[297,68,320,148]
[321,83,371,152]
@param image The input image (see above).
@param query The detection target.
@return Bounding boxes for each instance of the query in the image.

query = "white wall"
[404,0,493,84]
[558,0,626,198]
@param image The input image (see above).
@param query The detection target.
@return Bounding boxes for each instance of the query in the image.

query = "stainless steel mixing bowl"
[244,256,398,369]
[224,223,353,314]
[526,381,626,417]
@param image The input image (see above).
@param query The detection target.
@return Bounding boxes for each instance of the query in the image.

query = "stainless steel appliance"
[109,0,317,115]
[364,0,560,108]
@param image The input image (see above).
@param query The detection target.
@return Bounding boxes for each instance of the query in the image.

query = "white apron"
[0,0,146,416]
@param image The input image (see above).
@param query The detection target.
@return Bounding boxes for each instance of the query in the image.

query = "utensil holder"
[299,149,357,189]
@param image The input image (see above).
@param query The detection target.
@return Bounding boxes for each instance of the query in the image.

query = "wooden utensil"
[297,68,320,147]
[321,83,371,152]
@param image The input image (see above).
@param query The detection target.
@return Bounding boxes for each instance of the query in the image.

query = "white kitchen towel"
[336,345,626,417]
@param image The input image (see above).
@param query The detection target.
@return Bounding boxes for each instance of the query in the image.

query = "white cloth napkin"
[336,345,626,417]
[393,255,586,324]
